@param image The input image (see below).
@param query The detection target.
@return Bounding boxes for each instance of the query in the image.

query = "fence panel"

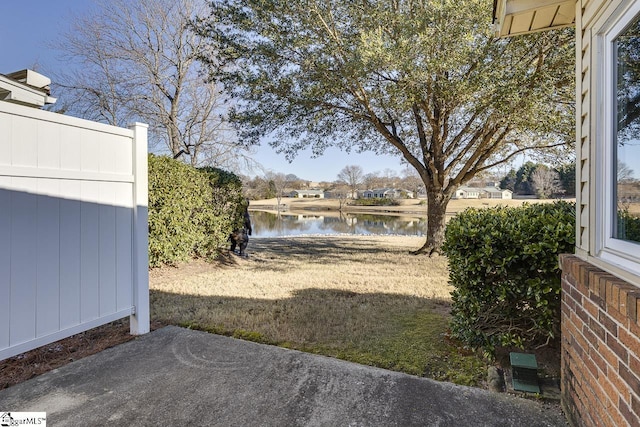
[0,101,148,361]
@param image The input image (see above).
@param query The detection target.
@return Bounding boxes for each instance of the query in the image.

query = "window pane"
[615,14,640,244]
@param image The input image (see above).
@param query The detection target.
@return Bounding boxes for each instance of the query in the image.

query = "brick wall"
[560,255,640,426]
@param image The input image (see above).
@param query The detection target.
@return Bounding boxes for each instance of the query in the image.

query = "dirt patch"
[0,320,164,390]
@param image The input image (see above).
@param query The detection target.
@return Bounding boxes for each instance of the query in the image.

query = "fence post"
[130,122,150,335]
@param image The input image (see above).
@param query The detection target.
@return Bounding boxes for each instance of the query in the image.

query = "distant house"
[361,188,402,199]
[479,187,512,199]
[289,189,324,199]
[452,186,481,199]
[324,189,357,199]
[452,185,512,200]
[398,189,416,199]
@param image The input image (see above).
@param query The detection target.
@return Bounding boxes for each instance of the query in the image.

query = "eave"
[492,0,576,37]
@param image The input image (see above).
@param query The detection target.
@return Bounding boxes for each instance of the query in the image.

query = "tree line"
[500,162,575,199]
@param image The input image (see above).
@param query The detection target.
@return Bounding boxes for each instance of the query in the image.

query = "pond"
[249,210,427,237]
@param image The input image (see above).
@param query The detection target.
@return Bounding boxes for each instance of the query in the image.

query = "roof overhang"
[492,0,576,37]
[0,69,57,108]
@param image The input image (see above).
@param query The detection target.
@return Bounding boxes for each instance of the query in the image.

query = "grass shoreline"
[248,196,573,217]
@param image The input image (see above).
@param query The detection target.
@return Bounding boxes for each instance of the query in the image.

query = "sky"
[0,0,407,182]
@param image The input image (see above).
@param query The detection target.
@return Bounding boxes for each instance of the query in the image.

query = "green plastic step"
[510,352,540,394]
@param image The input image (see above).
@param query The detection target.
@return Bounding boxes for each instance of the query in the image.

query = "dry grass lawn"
[150,235,488,386]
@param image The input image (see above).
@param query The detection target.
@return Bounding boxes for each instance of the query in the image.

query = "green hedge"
[148,155,245,267]
[351,197,400,206]
[442,201,575,355]
[618,208,640,243]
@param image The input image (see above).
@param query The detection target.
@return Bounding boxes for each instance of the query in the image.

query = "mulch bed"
[1,319,165,390]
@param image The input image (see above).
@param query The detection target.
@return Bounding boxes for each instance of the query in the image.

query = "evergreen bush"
[148,155,244,267]
[351,197,400,206]
[442,201,575,355]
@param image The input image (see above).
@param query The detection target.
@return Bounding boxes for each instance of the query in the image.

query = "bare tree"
[531,167,562,199]
[53,0,249,169]
[400,167,425,199]
[264,171,291,212]
[362,172,385,192]
[328,183,352,211]
[337,165,364,198]
[618,160,636,183]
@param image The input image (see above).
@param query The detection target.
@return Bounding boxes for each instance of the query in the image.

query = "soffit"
[493,0,576,37]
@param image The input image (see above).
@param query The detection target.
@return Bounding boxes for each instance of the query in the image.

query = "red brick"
[570,338,585,359]
[609,305,629,325]
[576,304,590,324]
[620,396,640,426]
[599,273,619,296]
[620,364,640,397]
[570,285,584,304]
[630,355,640,379]
[571,312,585,333]
[619,284,639,318]
[632,394,640,419]
[590,347,608,375]
[584,356,600,379]
[609,284,621,312]
[628,318,640,338]
[574,330,589,353]
[589,317,606,341]
[590,292,606,310]
[571,259,582,278]
[562,302,571,320]
[600,309,619,337]
[609,369,632,403]
[583,326,601,349]
[564,294,577,312]
[565,270,578,288]
[621,328,640,362]
[600,343,621,371]
[583,297,600,319]
[606,408,628,427]
[608,333,630,364]
[628,290,640,323]
[589,270,602,293]
[580,266,598,293]
[605,280,620,310]
[564,313,580,336]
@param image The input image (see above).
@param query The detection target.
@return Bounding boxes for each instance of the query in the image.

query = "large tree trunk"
[413,190,450,256]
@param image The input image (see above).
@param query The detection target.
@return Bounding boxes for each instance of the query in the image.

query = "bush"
[148,155,244,267]
[442,201,575,355]
[618,208,640,243]
[351,197,400,206]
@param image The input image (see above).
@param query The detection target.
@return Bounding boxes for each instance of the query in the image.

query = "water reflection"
[250,210,426,237]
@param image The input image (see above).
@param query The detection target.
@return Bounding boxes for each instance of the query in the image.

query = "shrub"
[617,208,640,243]
[198,166,246,252]
[148,155,244,267]
[351,197,400,206]
[442,201,575,356]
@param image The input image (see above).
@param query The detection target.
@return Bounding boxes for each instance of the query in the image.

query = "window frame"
[595,0,640,276]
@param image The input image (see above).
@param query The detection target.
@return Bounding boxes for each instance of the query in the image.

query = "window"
[614,15,640,244]
[597,1,640,276]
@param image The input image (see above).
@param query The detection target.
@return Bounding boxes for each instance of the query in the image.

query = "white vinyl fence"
[0,101,149,361]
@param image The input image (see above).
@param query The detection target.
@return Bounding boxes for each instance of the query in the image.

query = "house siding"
[561,1,640,425]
